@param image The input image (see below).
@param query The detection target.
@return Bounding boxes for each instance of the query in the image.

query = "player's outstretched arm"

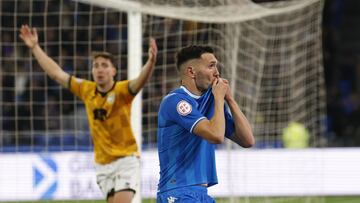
[19,25,70,88]
[129,37,158,95]
[223,79,255,148]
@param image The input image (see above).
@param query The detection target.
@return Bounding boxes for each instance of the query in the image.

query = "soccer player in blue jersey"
[157,45,255,202]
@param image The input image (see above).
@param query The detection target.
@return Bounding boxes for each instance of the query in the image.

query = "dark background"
[1,0,359,148]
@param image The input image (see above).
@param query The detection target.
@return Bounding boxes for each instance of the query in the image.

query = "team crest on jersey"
[107,93,115,104]
[176,100,192,116]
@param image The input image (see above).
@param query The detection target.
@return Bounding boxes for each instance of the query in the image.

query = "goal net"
[129,0,327,150]
[0,0,326,202]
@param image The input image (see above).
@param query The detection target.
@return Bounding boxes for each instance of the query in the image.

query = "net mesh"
[138,0,327,149]
[1,0,132,151]
[0,0,326,201]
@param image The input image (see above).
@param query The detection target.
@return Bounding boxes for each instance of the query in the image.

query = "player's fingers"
[150,37,155,45]
[150,38,158,54]
[217,78,229,91]
[217,78,224,85]
[20,25,27,35]
[24,25,30,33]
[25,27,32,36]
[212,78,218,87]
[32,27,37,36]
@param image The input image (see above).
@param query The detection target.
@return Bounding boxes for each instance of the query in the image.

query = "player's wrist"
[214,96,225,105]
[225,94,234,102]
[148,55,156,63]
[30,42,39,50]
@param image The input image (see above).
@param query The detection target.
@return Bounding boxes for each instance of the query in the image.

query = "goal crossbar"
[74,0,320,23]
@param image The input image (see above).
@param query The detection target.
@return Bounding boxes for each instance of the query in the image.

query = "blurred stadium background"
[1,0,360,202]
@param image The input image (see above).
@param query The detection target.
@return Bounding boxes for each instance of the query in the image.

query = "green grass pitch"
[2,196,360,203]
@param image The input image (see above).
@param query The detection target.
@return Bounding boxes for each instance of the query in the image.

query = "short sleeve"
[224,104,235,138]
[161,94,206,134]
[69,76,93,101]
[114,80,135,103]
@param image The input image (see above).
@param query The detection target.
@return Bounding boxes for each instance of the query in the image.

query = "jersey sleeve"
[114,80,135,104]
[69,76,92,101]
[224,104,235,139]
[161,94,206,134]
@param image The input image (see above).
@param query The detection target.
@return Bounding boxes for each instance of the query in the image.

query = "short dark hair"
[175,45,214,71]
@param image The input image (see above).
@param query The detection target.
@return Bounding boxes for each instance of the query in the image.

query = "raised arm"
[192,78,228,144]
[224,79,255,148]
[19,25,70,88]
[128,38,158,94]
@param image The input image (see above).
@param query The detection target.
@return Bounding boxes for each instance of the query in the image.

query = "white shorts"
[94,155,140,198]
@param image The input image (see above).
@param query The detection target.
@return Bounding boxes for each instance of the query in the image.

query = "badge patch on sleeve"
[176,100,192,116]
[75,78,83,84]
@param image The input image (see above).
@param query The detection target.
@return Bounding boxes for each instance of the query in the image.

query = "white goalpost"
[0,0,327,202]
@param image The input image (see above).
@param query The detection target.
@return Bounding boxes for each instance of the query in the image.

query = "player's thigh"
[95,156,140,199]
[113,156,140,193]
[113,190,134,203]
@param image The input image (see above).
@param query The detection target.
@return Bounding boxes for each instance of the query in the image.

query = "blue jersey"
[157,86,235,193]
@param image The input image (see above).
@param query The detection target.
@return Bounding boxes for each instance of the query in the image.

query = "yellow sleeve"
[69,76,94,101]
[115,80,136,103]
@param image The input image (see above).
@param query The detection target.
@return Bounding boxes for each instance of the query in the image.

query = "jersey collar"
[180,86,201,99]
[95,81,116,97]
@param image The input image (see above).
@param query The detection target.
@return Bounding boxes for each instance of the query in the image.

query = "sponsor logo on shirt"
[93,108,107,121]
[167,196,178,203]
[176,100,192,116]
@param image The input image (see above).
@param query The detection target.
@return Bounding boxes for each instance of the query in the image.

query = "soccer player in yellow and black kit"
[20,25,157,203]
